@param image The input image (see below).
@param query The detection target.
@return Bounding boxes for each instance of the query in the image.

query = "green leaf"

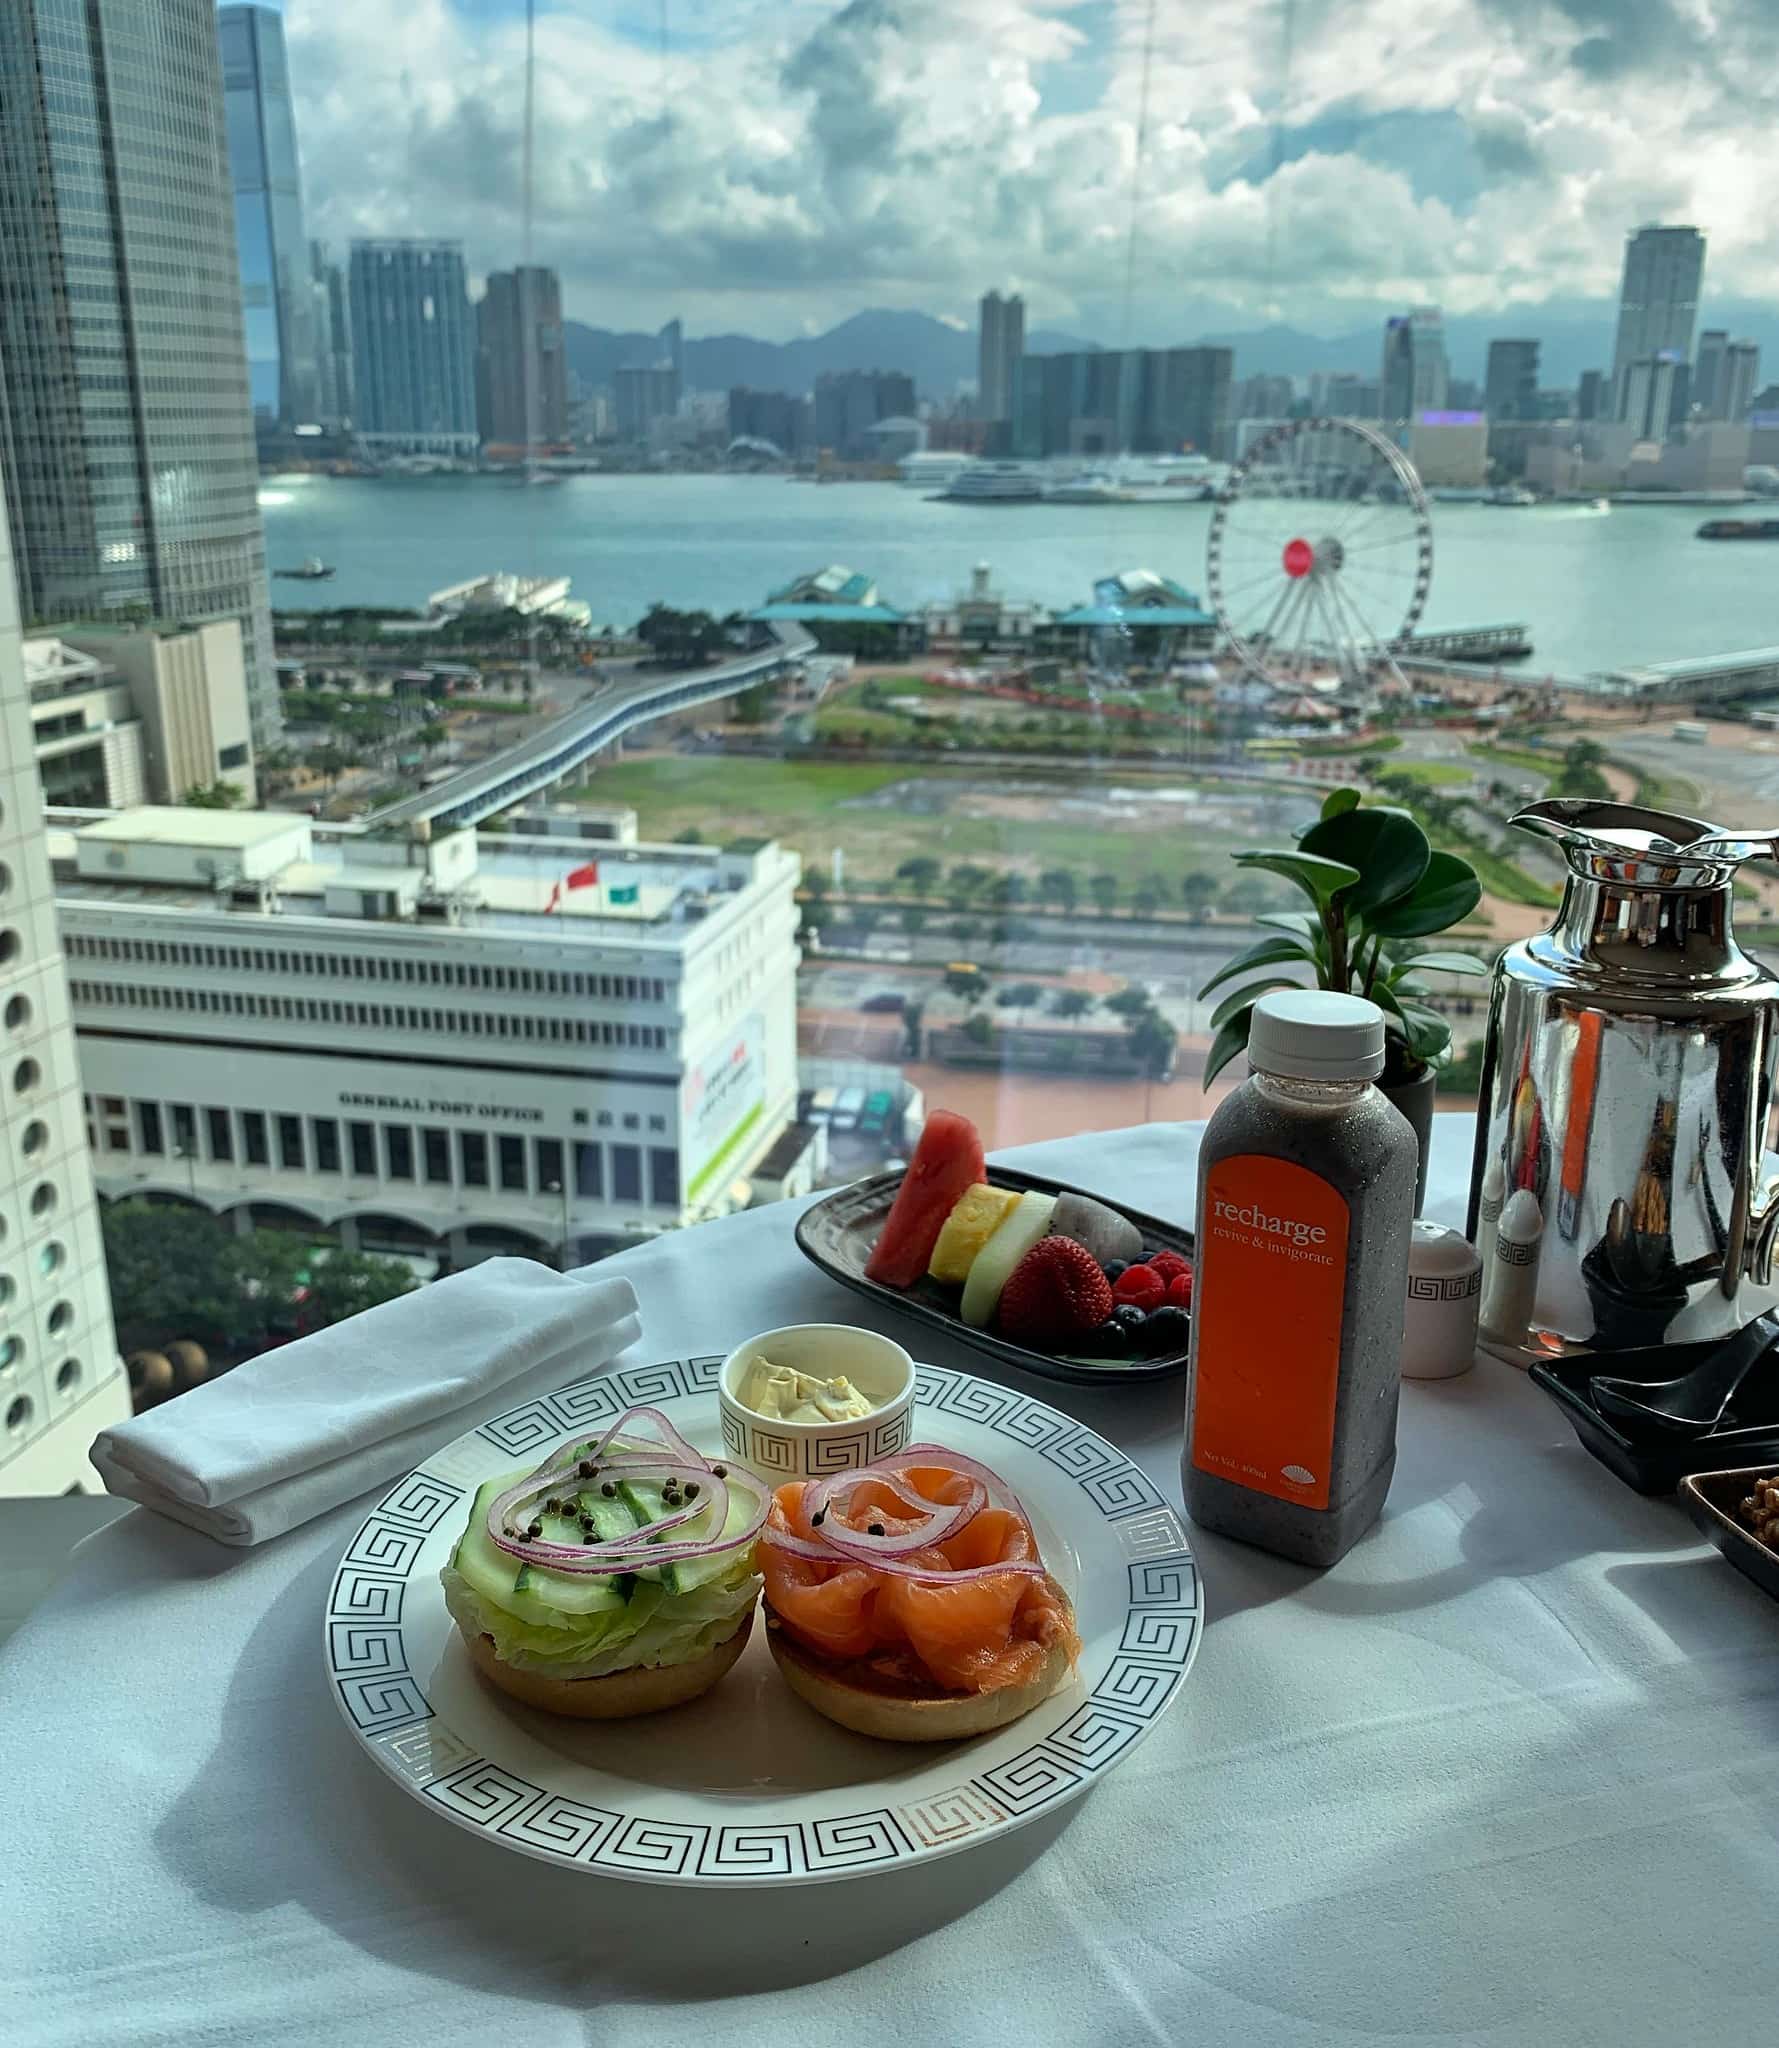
[1231,848,1361,911]
[1254,910,1321,941]
[1386,949,1489,978]
[1320,786,1361,822]
[1365,852,1483,938]
[1209,977,1301,1032]
[1202,1004,1256,1087]
[1374,984,1451,1062]
[1299,807,1430,916]
[1197,935,1320,1001]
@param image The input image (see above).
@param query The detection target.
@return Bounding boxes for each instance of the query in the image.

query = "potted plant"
[1198,787,1488,1208]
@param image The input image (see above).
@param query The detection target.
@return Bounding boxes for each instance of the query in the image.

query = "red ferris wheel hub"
[1282,537,1314,578]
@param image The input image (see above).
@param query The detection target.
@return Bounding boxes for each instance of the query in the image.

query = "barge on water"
[1697,518,1779,541]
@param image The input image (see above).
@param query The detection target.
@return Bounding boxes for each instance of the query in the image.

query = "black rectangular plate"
[1680,1466,1779,1604]
[795,1165,1192,1387]
[1531,1343,1779,1495]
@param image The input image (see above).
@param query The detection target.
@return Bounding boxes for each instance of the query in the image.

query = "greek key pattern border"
[326,1358,1201,1882]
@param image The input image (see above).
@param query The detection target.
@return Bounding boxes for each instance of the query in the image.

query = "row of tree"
[101,1201,418,1359]
[938,973,1178,1078]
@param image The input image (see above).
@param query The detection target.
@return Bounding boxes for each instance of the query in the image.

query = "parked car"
[859,992,906,1014]
[830,1087,867,1132]
[860,1090,894,1136]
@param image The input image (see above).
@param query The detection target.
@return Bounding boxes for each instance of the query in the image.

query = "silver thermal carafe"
[1467,800,1779,1366]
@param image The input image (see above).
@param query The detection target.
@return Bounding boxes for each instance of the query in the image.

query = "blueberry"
[1143,1305,1191,1357]
[1112,1303,1148,1336]
[1087,1317,1132,1357]
[1102,1259,1129,1285]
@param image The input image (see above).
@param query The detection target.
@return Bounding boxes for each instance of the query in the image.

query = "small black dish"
[795,1164,1191,1387]
[1680,1466,1779,1604]
[1532,1340,1779,1494]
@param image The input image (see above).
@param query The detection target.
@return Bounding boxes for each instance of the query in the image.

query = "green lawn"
[572,755,1258,891]
[1382,760,1474,787]
[1468,742,1557,781]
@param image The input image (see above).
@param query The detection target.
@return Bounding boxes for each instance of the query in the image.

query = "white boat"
[898,451,973,491]
[1043,471,1133,504]
[1590,496,1611,513]
[1488,485,1537,507]
[940,462,1044,503]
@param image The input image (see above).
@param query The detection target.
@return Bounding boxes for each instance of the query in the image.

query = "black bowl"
[1531,1341,1779,1494]
[1680,1466,1779,1604]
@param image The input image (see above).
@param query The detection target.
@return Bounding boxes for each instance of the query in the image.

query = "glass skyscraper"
[0,0,280,747]
[1609,225,1705,422]
[218,5,320,428]
[349,242,480,458]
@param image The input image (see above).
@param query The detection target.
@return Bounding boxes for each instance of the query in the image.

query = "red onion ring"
[759,1453,1047,1583]
[484,1407,767,1575]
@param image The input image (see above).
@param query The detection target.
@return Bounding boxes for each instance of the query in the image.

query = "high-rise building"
[310,241,354,429]
[348,241,479,457]
[0,0,280,749]
[1484,340,1540,422]
[1694,331,1728,418]
[977,291,1025,424]
[1622,353,1686,440]
[1312,372,1382,418]
[218,6,320,428]
[476,268,569,450]
[1010,348,1231,459]
[1610,225,1705,420]
[1235,373,1296,420]
[0,474,129,1494]
[1381,309,1449,422]
[1577,369,1605,421]
[813,371,918,458]
[728,389,811,455]
[1718,341,1760,425]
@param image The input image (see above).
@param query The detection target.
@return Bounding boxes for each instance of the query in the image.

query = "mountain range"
[565,303,1779,401]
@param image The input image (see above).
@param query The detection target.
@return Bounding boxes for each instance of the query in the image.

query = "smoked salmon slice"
[759,1462,1080,1695]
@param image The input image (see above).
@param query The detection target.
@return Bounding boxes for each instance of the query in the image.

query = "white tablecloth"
[3,1116,1776,2048]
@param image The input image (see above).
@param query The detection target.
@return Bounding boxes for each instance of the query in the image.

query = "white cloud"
[279,0,1779,335]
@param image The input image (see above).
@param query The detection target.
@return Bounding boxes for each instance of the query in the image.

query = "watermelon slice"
[865,1111,987,1288]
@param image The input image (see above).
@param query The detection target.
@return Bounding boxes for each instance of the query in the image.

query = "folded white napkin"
[90,1257,641,1547]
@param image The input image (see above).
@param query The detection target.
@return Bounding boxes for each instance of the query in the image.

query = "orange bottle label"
[1190,1154,1350,1510]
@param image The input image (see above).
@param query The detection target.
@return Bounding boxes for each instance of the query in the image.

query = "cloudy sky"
[274,0,1779,341]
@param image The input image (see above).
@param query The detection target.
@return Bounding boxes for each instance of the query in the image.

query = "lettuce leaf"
[440,1560,761,1676]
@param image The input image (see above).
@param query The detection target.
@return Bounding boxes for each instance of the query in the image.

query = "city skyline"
[0,0,280,748]
[259,0,1779,341]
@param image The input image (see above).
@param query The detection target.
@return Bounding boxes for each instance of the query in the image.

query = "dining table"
[3,1112,1776,2048]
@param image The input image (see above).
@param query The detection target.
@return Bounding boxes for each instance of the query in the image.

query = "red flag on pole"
[546,861,599,913]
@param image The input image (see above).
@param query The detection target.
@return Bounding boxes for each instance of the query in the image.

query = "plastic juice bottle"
[1183,989,1418,1567]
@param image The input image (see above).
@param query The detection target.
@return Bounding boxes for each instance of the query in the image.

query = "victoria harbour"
[259,474,1765,679]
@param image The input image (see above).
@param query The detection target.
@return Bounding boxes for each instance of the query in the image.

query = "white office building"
[52,808,800,1268]
[0,509,129,1493]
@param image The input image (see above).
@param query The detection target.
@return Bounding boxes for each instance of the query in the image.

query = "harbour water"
[260,473,1769,677]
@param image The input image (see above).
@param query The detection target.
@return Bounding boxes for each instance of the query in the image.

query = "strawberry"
[1112,1262,1166,1312]
[1164,1269,1194,1310]
[1148,1250,1191,1284]
[997,1236,1114,1347]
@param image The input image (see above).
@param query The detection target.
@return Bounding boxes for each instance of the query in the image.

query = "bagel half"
[766,1612,1074,1743]
[462,1606,754,1720]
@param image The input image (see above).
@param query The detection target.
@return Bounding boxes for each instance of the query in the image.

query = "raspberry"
[1112,1262,1165,1312]
[1148,1251,1190,1284]
[1164,1269,1194,1310]
[997,1236,1114,1347]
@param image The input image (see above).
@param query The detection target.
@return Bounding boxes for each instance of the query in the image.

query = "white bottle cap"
[1248,989,1386,1082]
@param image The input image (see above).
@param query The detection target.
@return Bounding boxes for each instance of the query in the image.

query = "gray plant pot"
[1382,1066,1437,1216]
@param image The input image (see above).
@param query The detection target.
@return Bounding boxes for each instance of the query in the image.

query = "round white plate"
[324,1354,1203,1888]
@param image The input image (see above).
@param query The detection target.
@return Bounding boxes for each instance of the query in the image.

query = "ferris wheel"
[1206,417,1433,689]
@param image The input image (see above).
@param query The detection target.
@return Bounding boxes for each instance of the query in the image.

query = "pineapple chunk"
[927,1183,1022,1285]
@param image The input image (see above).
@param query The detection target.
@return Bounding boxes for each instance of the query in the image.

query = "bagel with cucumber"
[441,1404,772,1719]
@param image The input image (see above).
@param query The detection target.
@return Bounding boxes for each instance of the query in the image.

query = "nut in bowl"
[718,1322,916,1480]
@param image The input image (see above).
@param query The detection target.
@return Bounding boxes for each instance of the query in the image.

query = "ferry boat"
[898,451,972,492]
[1043,471,1132,504]
[1697,517,1779,541]
[273,556,335,580]
[940,462,1044,504]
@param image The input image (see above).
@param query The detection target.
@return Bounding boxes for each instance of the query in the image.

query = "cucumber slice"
[959,1189,1057,1327]
[454,1474,629,1619]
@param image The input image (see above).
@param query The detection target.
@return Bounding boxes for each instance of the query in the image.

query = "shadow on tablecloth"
[149,1540,1081,2004]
